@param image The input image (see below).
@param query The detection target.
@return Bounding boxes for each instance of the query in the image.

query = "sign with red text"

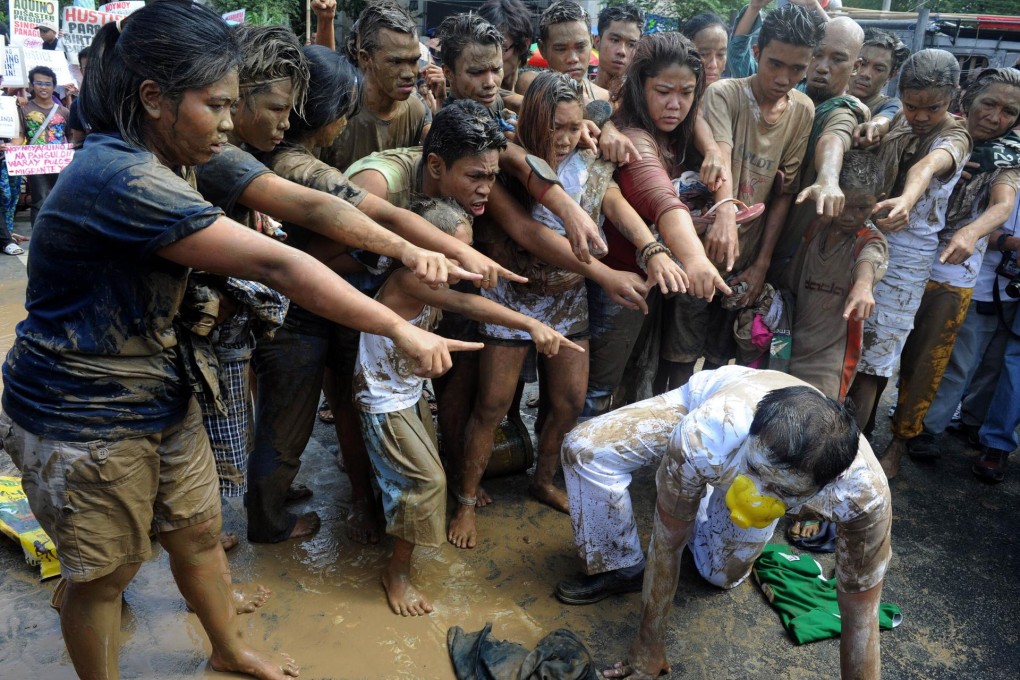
[61,6,125,62]
[9,0,59,49]
[97,1,142,14]
[221,8,245,24]
[0,96,20,139]
[3,46,28,89]
[22,47,75,86]
[6,144,75,175]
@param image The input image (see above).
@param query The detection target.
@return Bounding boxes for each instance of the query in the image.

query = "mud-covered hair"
[862,27,910,75]
[539,0,590,43]
[286,45,361,141]
[233,24,309,115]
[479,0,534,68]
[757,4,824,53]
[344,0,417,63]
[839,150,884,196]
[597,3,644,35]
[517,71,582,162]
[423,99,507,168]
[961,67,1020,129]
[613,31,705,160]
[681,13,727,43]
[750,386,859,487]
[898,48,959,97]
[438,13,504,72]
[81,0,241,147]
[410,195,474,236]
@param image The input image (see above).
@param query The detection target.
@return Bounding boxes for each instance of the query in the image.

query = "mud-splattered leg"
[60,562,141,679]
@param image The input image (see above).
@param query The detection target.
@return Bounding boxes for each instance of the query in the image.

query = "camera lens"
[1006,275,1020,299]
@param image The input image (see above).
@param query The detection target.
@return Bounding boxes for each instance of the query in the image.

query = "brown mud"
[1,240,1019,678]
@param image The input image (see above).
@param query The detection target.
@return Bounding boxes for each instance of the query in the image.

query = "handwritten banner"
[0,96,20,138]
[9,0,59,49]
[221,8,245,24]
[61,6,125,62]
[6,144,75,175]
[97,1,142,14]
[22,46,75,86]
[3,46,28,89]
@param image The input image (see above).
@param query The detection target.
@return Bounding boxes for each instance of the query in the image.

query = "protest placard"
[9,0,59,49]
[222,8,246,24]
[22,47,75,87]
[61,6,125,62]
[3,46,28,89]
[5,144,75,176]
[98,1,142,14]
[0,97,20,139]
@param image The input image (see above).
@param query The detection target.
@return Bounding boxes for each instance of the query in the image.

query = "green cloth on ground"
[752,543,902,644]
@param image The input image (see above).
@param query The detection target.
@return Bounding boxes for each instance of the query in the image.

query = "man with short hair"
[516,0,609,102]
[661,5,820,386]
[727,0,830,78]
[851,27,910,147]
[36,21,60,50]
[570,367,890,679]
[479,0,534,93]
[20,66,69,226]
[437,13,508,124]
[771,16,868,270]
[592,4,643,95]
[321,1,429,173]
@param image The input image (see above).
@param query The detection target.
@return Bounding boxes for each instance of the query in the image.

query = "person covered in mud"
[0,2,480,678]
[846,49,973,442]
[591,4,644,97]
[478,0,533,94]
[585,367,890,679]
[355,197,584,618]
[851,27,911,148]
[680,13,729,87]
[320,0,428,174]
[246,46,519,547]
[450,73,676,549]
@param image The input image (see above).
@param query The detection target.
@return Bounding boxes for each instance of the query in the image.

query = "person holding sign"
[0,94,25,256]
[19,66,68,226]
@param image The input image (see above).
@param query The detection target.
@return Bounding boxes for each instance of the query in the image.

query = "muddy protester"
[680,13,728,87]
[851,27,911,145]
[575,368,890,680]
[0,2,486,678]
[478,0,533,93]
[847,48,973,440]
[592,3,644,96]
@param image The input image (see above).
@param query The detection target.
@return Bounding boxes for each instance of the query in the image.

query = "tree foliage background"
[606,0,1020,22]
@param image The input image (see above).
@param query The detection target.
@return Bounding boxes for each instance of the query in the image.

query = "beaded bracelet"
[637,243,672,273]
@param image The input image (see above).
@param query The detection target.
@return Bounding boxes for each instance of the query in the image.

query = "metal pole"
[882,0,891,11]
[306,0,312,45]
[913,5,929,54]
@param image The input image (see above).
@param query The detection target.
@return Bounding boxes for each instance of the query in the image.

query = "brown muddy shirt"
[320,96,428,173]
[704,77,814,271]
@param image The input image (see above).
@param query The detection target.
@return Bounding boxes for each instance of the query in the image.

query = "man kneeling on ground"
[559,367,891,678]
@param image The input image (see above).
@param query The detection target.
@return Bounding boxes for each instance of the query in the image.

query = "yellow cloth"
[0,476,59,579]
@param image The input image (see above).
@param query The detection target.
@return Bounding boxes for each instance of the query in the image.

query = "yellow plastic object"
[0,476,60,579]
[725,474,787,530]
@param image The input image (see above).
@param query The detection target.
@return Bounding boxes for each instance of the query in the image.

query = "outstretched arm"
[797,134,847,219]
[873,148,956,232]
[940,183,1018,264]
[311,0,336,51]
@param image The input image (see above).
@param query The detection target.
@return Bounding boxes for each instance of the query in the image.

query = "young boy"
[355,197,584,617]
[788,151,888,402]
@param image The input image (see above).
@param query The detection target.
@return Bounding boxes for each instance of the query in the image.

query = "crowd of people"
[1,0,1019,678]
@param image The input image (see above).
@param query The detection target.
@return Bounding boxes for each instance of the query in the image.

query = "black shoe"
[907,432,940,461]
[555,568,644,605]
[972,447,1010,483]
[947,422,981,448]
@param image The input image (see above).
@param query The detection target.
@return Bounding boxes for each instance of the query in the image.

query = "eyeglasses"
[31,81,54,87]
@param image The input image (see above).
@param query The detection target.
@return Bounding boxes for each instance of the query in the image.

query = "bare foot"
[789,520,821,541]
[209,645,300,679]
[233,583,273,614]
[381,567,433,616]
[880,438,907,480]
[346,499,381,544]
[448,505,477,549]
[529,482,569,514]
[476,485,493,508]
[220,531,239,552]
[287,512,321,540]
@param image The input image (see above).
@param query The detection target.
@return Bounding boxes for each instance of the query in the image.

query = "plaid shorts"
[196,359,253,497]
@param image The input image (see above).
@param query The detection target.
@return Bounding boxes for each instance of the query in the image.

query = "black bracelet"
[998,233,1011,252]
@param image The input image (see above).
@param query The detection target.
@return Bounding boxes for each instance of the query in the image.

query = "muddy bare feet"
[476,485,493,507]
[880,438,906,480]
[233,583,273,614]
[209,646,299,679]
[448,505,477,549]
[381,567,434,617]
[287,512,321,541]
[220,531,239,552]
[346,499,381,545]
[529,483,570,514]
[789,520,821,541]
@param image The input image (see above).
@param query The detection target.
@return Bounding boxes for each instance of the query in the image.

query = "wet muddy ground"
[0,221,1018,679]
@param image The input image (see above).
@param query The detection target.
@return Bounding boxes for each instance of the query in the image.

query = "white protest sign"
[9,0,59,49]
[6,144,75,175]
[61,6,125,62]
[22,47,75,87]
[0,97,20,139]
[3,46,28,89]
[98,1,142,14]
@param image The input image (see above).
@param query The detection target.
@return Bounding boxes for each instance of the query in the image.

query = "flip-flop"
[691,198,766,229]
[317,405,335,424]
[790,520,837,553]
[3,243,24,256]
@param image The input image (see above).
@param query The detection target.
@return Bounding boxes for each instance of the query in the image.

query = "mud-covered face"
[445,42,503,108]
[146,72,238,167]
[900,88,952,137]
[361,28,421,102]
[726,438,819,529]
[233,80,294,152]
[430,149,501,217]
[834,191,878,234]
[966,82,1020,142]
[692,24,728,85]
[548,100,584,168]
[595,20,641,80]
[852,45,895,101]
[541,21,592,83]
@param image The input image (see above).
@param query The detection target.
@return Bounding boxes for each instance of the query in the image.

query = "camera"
[996,250,1020,299]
